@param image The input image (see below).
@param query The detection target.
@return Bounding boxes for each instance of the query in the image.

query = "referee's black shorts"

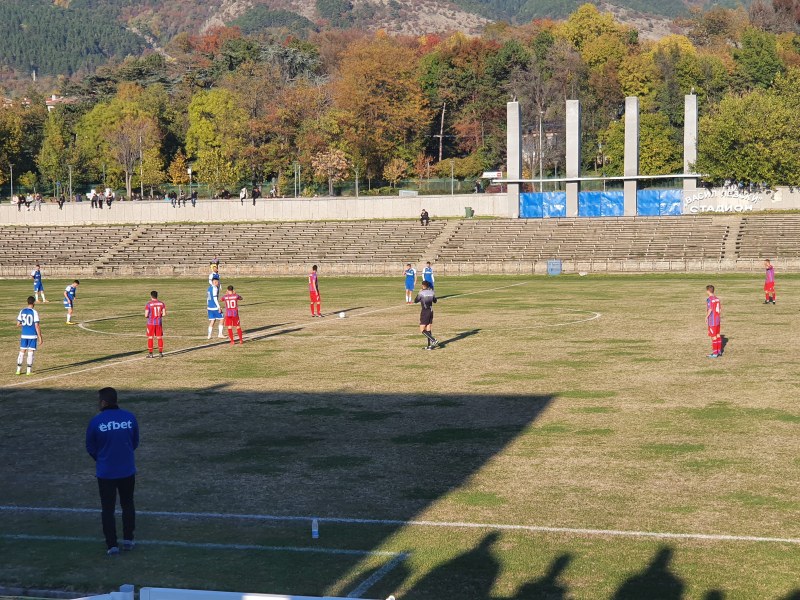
[419,309,433,326]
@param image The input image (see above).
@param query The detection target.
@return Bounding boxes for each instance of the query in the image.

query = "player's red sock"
[766,293,770,301]
[715,338,722,354]
[147,338,153,353]
[310,304,315,315]
[237,328,243,343]
[316,304,321,316]
[228,328,234,342]
[158,338,164,353]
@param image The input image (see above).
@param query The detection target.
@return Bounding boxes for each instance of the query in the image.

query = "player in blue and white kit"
[208,262,220,286]
[16,296,42,375]
[31,264,48,303]
[207,278,224,339]
[403,263,417,304]
[63,280,80,324]
[423,261,435,291]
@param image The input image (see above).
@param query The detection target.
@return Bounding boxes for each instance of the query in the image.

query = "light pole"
[539,110,544,192]
[68,165,72,200]
[355,166,359,198]
[9,163,13,199]
[139,134,144,200]
[187,167,192,199]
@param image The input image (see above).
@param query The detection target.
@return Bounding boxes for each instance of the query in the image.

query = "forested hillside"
[0,1,144,76]
[1,2,800,200]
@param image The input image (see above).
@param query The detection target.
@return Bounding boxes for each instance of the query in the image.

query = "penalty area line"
[1,505,797,546]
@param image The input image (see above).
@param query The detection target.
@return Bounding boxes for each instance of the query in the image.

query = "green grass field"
[0,274,798,599]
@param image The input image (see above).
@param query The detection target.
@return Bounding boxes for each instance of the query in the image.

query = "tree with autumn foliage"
[168,151,190,192]
[333,34,430,178]
[383,158,407,188]
[312,148,350,196]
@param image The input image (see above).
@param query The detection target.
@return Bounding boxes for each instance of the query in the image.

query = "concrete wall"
[683,187,800,213]
[0,193,516,226]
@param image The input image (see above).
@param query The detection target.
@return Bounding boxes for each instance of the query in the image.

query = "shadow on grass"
[438,328,480,348]
[34,350,143,374]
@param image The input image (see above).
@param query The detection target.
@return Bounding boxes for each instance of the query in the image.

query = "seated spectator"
[420,209,430,226]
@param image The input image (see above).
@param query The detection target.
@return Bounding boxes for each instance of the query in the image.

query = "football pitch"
[0,273,798,599]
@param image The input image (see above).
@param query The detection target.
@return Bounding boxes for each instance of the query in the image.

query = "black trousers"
[97,475,135,548]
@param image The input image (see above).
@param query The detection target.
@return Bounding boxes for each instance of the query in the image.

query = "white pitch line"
[0,281,536,389]
[0,534,402,557]
[2,506,797,546]
[346,553,409,598]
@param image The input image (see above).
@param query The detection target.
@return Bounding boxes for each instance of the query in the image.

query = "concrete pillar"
[683,94,698,198]
[623,96,639,216]
[565,99,580,217]
[507,101,521,217]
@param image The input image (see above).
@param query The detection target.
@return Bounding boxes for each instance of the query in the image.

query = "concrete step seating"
[0,226,131,266]
[102,221,445,266]
[737,214,800,258]
[437,216,729,262]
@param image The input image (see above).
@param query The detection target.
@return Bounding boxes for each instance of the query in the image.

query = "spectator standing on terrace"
[33,193,42,211]
[85,387,139,556]
[763,259,776,304]
[58,194,66,209]
[191,190,197,207]
[90,192,98,209]
[252,186,261,206]
[239,187,247,205]
[420,209,430,226]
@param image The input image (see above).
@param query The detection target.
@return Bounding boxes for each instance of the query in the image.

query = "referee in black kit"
[414,281,439,350]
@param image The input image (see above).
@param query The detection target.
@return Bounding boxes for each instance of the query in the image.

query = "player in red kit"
[763,259,776,304]
[705,285,722,358]
[309,265,321,317]
[145,290,166,358]
[222,285,244,345]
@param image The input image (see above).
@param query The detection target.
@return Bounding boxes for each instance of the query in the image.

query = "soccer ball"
[339,312,346,318]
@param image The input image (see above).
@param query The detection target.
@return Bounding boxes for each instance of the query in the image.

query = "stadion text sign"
[682,187,800,213]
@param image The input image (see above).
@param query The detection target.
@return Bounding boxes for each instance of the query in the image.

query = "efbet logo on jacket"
[98,420,134,432]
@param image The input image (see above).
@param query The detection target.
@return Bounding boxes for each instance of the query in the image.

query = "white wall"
[683,186,800,213]
[0,193,516,226]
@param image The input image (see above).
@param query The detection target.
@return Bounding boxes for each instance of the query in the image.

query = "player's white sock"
[218,324,223,337]
[66,314,71,323]
[17,351,24,366]
[26,351,34,372]
[41,293,46,301]
[208,325,212,339]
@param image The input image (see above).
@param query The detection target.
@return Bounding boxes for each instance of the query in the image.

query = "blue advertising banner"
[637,189,683,216]
[578,191,624,217]
[520,192,567,218]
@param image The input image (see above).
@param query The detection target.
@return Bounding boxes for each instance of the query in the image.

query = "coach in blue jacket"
[86,387,139,555]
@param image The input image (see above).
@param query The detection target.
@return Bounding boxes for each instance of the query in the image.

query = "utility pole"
[68,165,72,200]
[436,102,446,162]
[9,164,12,199]
[139,134,144,199]
[450,159,454,195]
[355,166,359,198]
